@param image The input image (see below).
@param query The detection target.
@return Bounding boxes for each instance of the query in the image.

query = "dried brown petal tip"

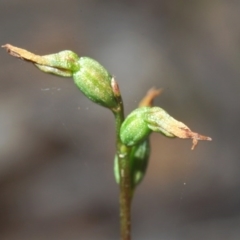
[144,106,212,150]
[139,87,163,107]
[166,124,212,150]
[2,44,21,58]
[2,43,46,65]
[190,132,212,150]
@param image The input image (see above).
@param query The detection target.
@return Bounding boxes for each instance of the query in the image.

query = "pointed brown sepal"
[2,44,47,65]
[139,87,163,107]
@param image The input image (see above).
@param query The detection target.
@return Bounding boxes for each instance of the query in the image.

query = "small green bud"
[73,57,118,109]
[2,44,119,110]
[120,106,212,149]
[114,139,150,188]
[144,106,212,149]
[120,107,151,146]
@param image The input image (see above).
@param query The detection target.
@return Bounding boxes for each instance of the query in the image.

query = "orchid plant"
[2,44,211,240]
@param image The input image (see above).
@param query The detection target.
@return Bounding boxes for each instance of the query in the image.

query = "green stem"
[113,96,132,240]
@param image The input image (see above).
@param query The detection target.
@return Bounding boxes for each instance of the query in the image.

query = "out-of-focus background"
[0,1,239,239]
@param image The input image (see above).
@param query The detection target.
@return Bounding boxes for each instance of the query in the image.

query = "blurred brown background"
[0,0,240,239]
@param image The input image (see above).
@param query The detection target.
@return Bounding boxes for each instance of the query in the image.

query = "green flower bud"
[114,139,150,188]
[144,106,212,149]
[120,106,212,150]
[37,54,119,109]
[2,44,119,109]
[73,57,118,109]
[120,107,151,146]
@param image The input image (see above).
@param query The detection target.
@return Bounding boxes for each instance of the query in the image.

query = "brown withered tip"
[2,44,10,49]
[168,125,212,150]
[191,134,212,150]
[139,87,163,107]
[2,44,15,52]
[2,44,23,59]
[2,43,47,65]
[2,44,13,53]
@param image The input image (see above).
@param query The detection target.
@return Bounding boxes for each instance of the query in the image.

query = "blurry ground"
[1,0,240,239]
